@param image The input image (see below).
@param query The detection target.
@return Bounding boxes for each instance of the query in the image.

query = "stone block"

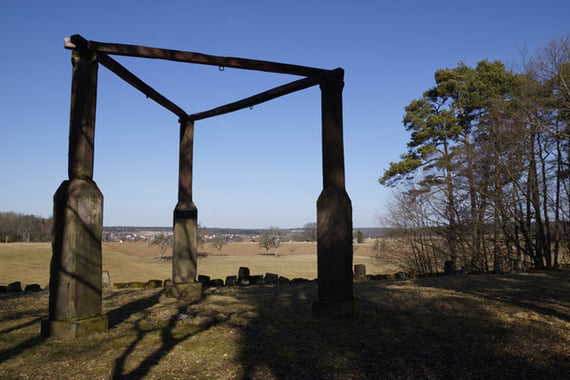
[7,281,22,293]
[127,281,146,289]
[25,284,42,293]
[49,179,103,322]
[238,267,250,284]
[444,261,456,275]
[316,187,353,306]
[354,264,366,281]
[370,274,392,280]
[278,276,290,284]
[225,275,237,286]
[41,315,108,339]
[209,279,224,287]
[163,279,172,288]
[197,275,210,285]
[292,278,309,284]
[172,201,198,284]
[114,282,129,289]
[250,275,264,285]
[146,279,163,289]
[264,273,279,284]
[102,271,112,289]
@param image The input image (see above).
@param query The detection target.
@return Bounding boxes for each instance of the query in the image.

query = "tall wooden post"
[312,70,356,317]
[169,119,202,301]
[42,49,108,338]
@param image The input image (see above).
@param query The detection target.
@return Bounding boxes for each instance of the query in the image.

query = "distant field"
[0,241,402,286]
[104,240,388,257]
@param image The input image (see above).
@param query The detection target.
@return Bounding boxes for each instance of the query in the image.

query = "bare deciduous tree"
[211,235,227,253]
[149,233,172,261]
[259,227,283,256]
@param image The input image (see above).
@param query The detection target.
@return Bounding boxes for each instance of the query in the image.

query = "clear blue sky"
[1,1,568,228]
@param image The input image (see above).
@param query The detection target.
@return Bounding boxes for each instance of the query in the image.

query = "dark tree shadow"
[2,273,568,378]
[0,292,48,362]
[415,271,570,323]
[235,276,570,379]
[110,300,224,379]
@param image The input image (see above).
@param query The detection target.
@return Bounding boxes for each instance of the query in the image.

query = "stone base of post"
[172,201,198,287]
[312,299,359,318]
[313,187,357,317]
[46,179,105,338]
[41,315,108,339]
[165,282,203,302]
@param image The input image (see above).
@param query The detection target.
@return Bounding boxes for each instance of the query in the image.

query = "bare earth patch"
[1,271,569,379]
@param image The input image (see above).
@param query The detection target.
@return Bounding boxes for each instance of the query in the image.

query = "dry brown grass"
[0,242,401,286]
[1,271,568,379]
[106,240,399,258]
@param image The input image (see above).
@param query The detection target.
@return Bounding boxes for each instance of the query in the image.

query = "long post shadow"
[111,302,224,379]
[0,334,47,363]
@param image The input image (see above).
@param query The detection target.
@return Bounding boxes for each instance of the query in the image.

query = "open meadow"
[0,241,402,287]
[1,243,569,379]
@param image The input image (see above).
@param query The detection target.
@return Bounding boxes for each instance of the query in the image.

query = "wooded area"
[381,36,570,273]
[0,212,52,242]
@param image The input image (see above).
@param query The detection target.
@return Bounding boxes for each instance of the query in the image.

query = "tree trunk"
[465,134,481,267]
[554,116,561,268]
[442,132,458,261]
[493,144,502,272]
[537,132,552,268]
[528,121,545,268]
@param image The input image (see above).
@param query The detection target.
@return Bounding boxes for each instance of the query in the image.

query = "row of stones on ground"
[1,261,531,295]
[110,269,311,290]
[110,262,507,290]
[0,281,43,294]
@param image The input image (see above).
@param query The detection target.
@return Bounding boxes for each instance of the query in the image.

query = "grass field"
[0,242,402,287]
[1,270,568,379]
[2,242,568,378]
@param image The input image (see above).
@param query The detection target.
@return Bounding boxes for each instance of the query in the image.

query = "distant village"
[0,212,384,243]
[102,226,384,243]
[102,227,256,243]
[102,230,252,243]
[102,227,280,244]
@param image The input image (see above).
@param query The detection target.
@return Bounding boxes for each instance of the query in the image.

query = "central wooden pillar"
[42,49,108,338]
[168,119,202,301]
[312,70,356,317]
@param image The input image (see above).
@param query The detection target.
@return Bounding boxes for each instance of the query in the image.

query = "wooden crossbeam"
[64,35,343,123]
[97,54,188,120]
[65,35,188,120]
[66,34,332,78]
[188,76,320,121]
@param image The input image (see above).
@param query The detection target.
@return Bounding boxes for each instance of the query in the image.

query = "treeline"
[380,36,570,273]
[0,212,53,242]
